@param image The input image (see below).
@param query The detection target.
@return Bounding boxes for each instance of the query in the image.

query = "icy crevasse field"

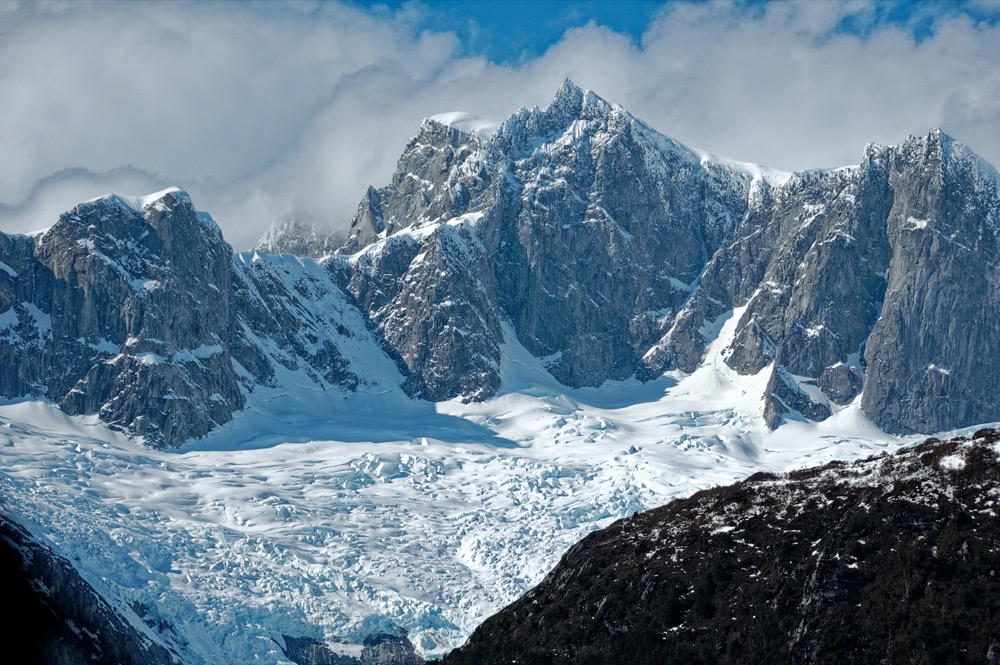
[0,308,933,662]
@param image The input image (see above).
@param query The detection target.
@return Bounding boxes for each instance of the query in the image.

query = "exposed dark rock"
[360,632,423,665]
[861,131,1000,434]
[444,430,1000,664]
[762,365,831,429]
[280,635,356,665]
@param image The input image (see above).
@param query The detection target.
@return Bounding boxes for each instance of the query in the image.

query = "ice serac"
[1,188,245,446]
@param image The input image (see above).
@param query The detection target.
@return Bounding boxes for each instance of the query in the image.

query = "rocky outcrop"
[338,116,504,401]
[230,251,363,392]
[1,189,245,446]
[0,514,181,665]
[444,429,1000,664]
[339,83,1000,435]
[338,81,753,400]
[0,189,368,447]
[861,131,1000,434]
[490,81,750,388]
[278,632,424,665]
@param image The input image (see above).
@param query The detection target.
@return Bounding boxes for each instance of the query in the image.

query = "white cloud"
[2,1,1000,250]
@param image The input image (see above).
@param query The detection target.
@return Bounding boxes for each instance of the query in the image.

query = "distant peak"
[929,127,954,142]
[901,128,957,150]
[556,78,583,99]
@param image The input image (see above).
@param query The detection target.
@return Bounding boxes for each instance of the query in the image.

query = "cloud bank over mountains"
[3,0,1000,249]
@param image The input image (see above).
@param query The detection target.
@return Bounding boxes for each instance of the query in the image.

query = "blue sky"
[349,0,1000,61]
[3,0,1000,248]
[349,0,667,63]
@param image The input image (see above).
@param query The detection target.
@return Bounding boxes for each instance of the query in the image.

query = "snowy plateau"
[3,81,1000,663]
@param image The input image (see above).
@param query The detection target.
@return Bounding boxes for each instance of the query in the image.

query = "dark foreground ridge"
[445,430,1000,665]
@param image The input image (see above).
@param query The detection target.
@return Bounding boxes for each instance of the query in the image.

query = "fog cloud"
[3,1,1000,250]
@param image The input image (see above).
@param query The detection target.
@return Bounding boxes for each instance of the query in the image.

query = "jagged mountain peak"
[896,127,993,169]
[547,78,614,117]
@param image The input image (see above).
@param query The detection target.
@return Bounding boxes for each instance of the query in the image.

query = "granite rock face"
[705,130,1000,433]
[339,116,504,401]
[1,189,245,446]
[861,131,1000,434]
[0,189,368,447]
[337,81,1000,435]
[338,81,753,400]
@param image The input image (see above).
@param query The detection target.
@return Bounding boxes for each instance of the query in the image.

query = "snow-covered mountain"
[3,81,1000,662]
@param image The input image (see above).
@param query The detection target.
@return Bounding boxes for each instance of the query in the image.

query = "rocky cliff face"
[338,82,1000,435]
[861,131,1000,434]
[444,429,1000,664]
[278,632,424,665]
[0,189,369,447]
[0,189,245,446]
[338,81,754,400]
[4,83,1000,444]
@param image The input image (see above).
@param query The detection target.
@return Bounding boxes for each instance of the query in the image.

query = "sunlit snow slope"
[0,306,944,663]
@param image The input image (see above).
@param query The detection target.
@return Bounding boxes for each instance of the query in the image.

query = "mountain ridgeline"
[3,81,1000,445]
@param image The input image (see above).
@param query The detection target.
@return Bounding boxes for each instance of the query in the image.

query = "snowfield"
[0,309,952,662]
